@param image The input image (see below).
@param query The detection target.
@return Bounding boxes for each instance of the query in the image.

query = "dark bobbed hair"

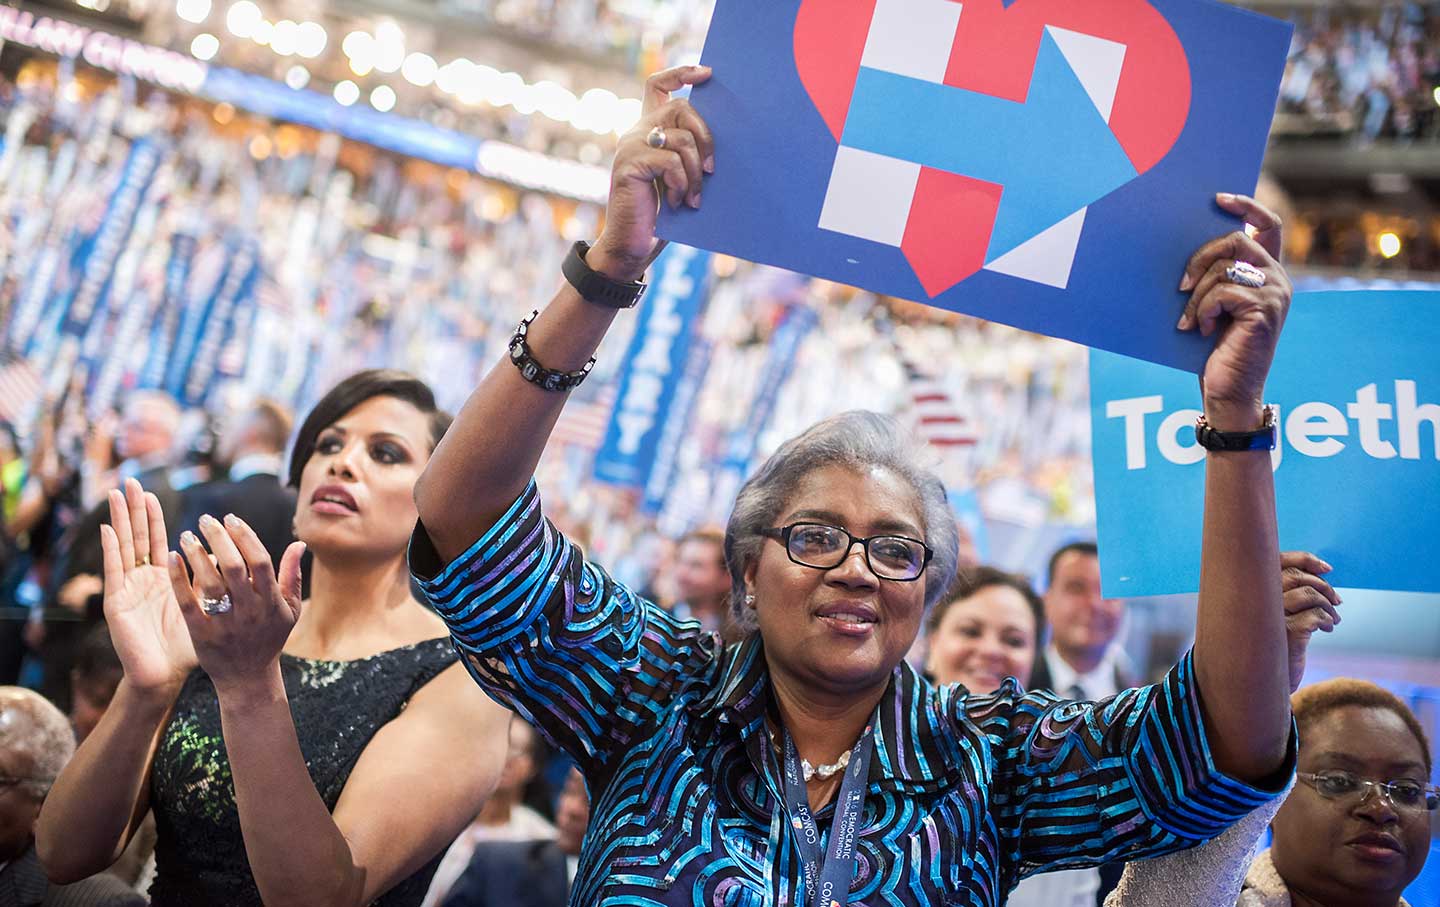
[1292,677,1432,775]
[287,370,452,488]
[927,566,1046,640]
[1046,540,1099,587]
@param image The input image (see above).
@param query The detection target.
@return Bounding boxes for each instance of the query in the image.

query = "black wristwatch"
[562,241,647,309]
[1194,405,1278,452]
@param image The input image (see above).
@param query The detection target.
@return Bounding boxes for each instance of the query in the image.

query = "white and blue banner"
[722,304,820,474]
[139,231,199,389]
[182,239,261,407]
[641,338,713,514]
[1090,290,1440,596]
[593,244,713,488]
[56,139,164,342]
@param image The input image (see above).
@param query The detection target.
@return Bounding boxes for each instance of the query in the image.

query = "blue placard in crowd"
[658,0,1291,372]
[593,244,713,489]
[1089,290,1440,597]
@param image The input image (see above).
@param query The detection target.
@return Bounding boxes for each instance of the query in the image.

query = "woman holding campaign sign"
[411,64,1300,906]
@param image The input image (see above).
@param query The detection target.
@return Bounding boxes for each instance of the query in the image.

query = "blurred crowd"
[0,3,1437,904]
[1271,1,1440,142]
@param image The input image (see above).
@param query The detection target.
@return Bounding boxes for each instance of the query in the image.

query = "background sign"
[1090,290,1440,596]
[659,0,1292,372]
[593,244,713,489]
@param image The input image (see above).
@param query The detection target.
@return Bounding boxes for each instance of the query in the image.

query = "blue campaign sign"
[593,244,713,488]
[1089,291,1440,597]
[658,0,1292,372]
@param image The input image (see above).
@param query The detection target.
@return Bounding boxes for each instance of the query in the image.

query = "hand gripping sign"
[658,0,1292,371]
[1090,291,1440,597]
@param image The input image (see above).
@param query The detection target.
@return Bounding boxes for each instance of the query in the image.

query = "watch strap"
[1194,405,1279,452]
[562,241,646,309]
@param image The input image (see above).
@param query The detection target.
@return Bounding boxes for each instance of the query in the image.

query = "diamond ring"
[200,593,233,615]
[1225,261,1267,288]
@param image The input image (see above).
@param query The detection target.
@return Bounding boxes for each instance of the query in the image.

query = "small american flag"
[549,383,618,450]
[903,359,976,449]
[0,355,44,426]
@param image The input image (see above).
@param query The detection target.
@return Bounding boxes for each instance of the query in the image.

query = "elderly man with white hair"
[38,391,185,712]
[0,687,144,906]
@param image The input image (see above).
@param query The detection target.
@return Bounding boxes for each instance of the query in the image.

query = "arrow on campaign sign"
[841,29,1138,263]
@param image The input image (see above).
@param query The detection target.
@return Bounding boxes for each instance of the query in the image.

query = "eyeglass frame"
[1297,770,1440,812]
[758,522,934,581]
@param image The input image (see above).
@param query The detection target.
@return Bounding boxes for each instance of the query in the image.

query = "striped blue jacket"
[412,482,1290,907]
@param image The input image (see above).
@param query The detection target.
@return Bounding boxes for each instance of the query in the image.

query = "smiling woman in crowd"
[927,557,1342,907]
[36,370,510,907]
[407,63,1299,906]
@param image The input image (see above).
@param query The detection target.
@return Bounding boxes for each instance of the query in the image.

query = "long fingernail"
[1176,314,1192,331]
[688,193,701,209]
[1179,273,1195,292]
[199,514,219,530]
[224,514,242,529]
[703,156,715,174]
[181,531,199,547]
[1319,559,1334,572]
[1217,192,1236,203]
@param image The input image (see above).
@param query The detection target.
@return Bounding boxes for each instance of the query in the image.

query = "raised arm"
[38,480,197,881]
[1179,193,1295,783]
[1101,553,1337,907]
[413,64,714,564]
[160,514,510,907]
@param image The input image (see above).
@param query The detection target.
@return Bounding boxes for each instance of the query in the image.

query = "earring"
[744,593,756,609]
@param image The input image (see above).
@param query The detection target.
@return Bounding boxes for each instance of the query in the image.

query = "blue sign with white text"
[594,244,713,488]
[1089,291,1440,596]
[658,0,1292,372]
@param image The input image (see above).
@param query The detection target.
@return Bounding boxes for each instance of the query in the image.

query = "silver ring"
[200,593,232,615]
[1225,261,1266,288]
[646,126,667,149]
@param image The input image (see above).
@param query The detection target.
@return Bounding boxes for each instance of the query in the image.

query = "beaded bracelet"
[508,310,595,392]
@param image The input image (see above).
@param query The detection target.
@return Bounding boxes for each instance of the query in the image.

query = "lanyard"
[779,716,876,907]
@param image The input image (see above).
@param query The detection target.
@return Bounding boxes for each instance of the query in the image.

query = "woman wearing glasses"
[410,64,1298,905]
[1109,677,1435,907]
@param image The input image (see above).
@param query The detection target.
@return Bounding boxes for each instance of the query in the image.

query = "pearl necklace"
[765,718,856,782]
[800,750,851,782]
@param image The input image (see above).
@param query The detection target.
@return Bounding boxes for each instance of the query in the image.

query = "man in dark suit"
[1029,541,1135,700]
[1028,541,1134,906]
[439,840,570,907]
[176,399,296,570]
[39,392,183,711]
[0,688,145,907]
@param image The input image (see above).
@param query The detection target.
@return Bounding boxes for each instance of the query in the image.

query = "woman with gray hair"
[410,65,1298,906]
[0,687,144,906]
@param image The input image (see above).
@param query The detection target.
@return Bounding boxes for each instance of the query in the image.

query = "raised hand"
[169,513,305,694]
[587,64,714,282]
[1177,193,1294,430]
[1280,551,1341,692]
[99,478,198,697]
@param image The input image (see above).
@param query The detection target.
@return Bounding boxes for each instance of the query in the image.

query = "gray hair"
[723,411,960,632]
[0,687,77,800]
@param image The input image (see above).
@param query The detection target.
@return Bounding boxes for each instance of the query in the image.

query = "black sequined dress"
[147,637,457,906]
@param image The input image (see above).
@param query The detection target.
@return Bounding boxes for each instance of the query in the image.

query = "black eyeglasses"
[1298,770,1440,812]
[759,522,933,581]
